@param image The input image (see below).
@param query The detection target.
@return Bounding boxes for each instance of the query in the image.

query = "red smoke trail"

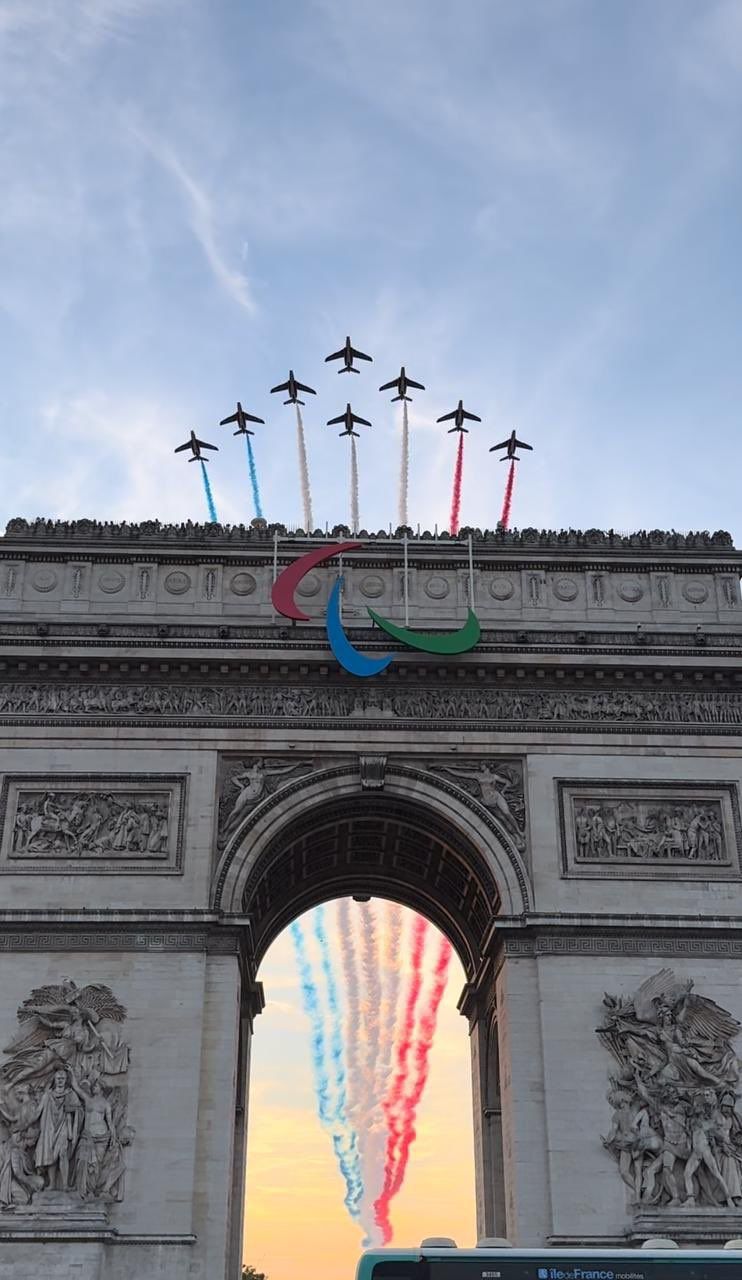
[374,916,428,1243]
[449,433,464,535]
[500,459,516,529]
[384,936,453,1210]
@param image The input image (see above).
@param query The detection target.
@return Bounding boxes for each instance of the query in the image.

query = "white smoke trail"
[337,898,364,1131]
[398,400,409,527]
[357,900,385,1238]
[350,435,359,534]
[295,403,314,532]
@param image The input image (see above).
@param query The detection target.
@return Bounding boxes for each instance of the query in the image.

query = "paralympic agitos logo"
[271,542,481,678]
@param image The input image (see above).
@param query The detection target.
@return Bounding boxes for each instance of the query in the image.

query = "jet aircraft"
[489,429,533,461]
[436,400,482,433]
[378,366,425,401]
[326,404,372,438]
[325,336,373,374]
[270,371,317,405]
[174,431,219,462]
[219,402,265,436]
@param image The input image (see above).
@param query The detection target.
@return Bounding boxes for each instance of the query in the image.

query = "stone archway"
[213,760,531,1267]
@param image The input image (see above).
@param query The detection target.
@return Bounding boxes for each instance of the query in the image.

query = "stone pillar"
[462,966,507,1242]
[226,978,265,1280]
[495,953,552,1245]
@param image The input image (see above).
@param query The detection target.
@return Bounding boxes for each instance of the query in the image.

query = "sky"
[244,901,475,1280]
[2,1,742,538]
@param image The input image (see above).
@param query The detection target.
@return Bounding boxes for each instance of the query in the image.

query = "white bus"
[356,1241,742,1280]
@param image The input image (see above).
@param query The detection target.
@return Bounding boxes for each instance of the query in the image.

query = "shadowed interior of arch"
[240,793,504,979]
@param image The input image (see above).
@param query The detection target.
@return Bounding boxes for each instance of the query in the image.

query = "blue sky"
[2,0,742,536]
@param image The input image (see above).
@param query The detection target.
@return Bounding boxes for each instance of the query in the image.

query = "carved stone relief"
[217,758,315,848]
[598,969,742,1210]
[0,977,133,1211]
[0,775,186,874]
[4,681,742,731]
[427,760,526,851]
[558,782,741,880]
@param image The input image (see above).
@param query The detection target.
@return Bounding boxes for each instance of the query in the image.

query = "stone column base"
[630,1208,742,1245]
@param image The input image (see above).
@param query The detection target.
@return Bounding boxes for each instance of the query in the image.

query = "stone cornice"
[0,911,254,957]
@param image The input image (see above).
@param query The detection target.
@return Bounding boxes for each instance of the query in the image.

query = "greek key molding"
[0,929,242,953]
[503,934,742,958]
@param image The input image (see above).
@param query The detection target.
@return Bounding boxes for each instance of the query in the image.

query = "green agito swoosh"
[366,607,481,655]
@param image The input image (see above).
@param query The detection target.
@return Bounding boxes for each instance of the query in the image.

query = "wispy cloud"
[130,125,256,314]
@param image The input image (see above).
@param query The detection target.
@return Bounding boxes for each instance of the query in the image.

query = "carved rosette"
[0,978,133,1213]
[597,969,742,1213]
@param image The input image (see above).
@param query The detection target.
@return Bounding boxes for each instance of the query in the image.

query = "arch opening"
[240,791,506,980]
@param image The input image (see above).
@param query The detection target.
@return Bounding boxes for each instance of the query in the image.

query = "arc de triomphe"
[1,518,742,1279]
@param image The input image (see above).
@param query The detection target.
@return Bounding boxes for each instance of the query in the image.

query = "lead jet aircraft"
[378,366,425,402]
[325,336,373,374]
[489,429,533,461]
[174,431,219,462]
[270,370,317,405]
[326,403,372,438]
[219,401,265,437]
[436,400,482,433]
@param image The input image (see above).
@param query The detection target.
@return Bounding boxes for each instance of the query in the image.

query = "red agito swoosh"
[271,541,363,621]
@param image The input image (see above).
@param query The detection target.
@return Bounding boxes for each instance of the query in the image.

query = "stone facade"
[0,523,742,1276]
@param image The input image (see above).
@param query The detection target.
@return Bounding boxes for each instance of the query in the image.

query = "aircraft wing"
[325,349,345,363]
[295,381,316,395]
[219,413,238,426]
[514,437,533,450]
[174,442,192,453]
[463,410,482,422]
[270,380,290,394]
[350,347,372,362]
[352,414,372,427]
[490,437,511,451]
[436,410,457,422]
[326,413,346,425]
[378,378,397,392]
[195,438,218,451]
[406,377,425,390]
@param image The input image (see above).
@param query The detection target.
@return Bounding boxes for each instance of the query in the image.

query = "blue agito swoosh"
[325,578,394,678]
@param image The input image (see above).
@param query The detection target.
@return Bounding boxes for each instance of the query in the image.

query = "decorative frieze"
[558,781,741,880]
[2,681,742,732]
[0,775,186,875]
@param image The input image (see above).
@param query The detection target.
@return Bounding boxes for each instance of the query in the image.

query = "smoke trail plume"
[337,899,364,1127]
[449,433,464,535]
[350,435,360,534]
[200,460,218,523]
[384,934,453,1207]
[295,404,314,532]
[398,401,409,527]
[500,459,515,529]
[313,906,363,1218]
[291,917,362,1220]
[374,914,428,1241]
[245,433,264,519]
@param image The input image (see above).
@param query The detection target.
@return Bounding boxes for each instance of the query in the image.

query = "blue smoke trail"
[290,917,363,1221]
[314,906,364,1216]
[200,460,218,523]
[245,434,264,519]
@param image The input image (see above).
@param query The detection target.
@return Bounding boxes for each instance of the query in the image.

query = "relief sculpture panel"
[0,775,186,875]
[598,969,742,1211]
[558,781,741,880]
[0,977,133,1213]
